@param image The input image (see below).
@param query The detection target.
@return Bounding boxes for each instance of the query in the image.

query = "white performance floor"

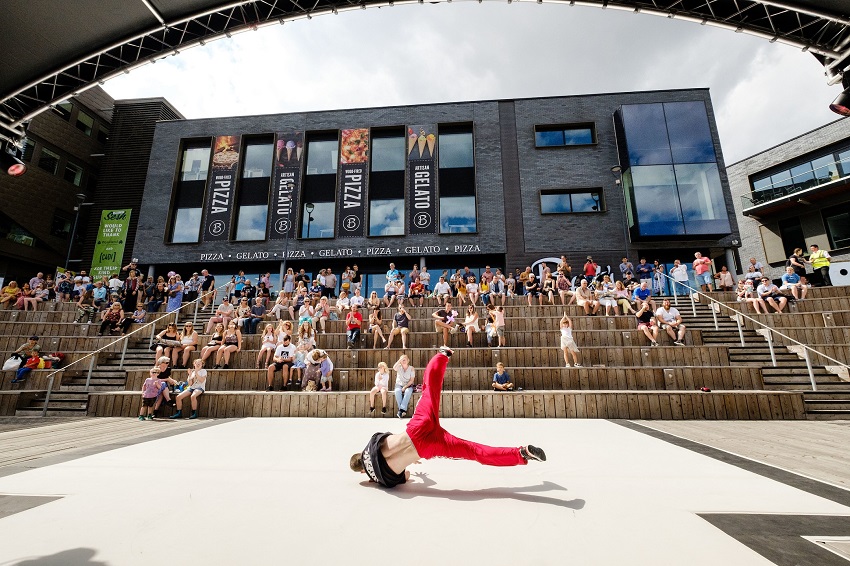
[1,418,849,566]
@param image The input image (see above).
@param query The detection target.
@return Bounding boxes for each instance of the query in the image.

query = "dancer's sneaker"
[521,445,546,462]
[438,346,453,358]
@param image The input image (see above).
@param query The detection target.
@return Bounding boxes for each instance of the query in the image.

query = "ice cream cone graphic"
[408,133,418,155]
[426,133,436,157]
[417,135,426,157]
[296,141,303,161]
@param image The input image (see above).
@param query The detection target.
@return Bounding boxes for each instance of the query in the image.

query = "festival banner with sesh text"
[406,125,438,235]
[268,131,303,240]
[336,129,369,238]
[90,209,132,280]
[202,135,241,242]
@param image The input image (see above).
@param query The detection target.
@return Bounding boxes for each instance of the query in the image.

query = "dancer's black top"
[362,432,406,488]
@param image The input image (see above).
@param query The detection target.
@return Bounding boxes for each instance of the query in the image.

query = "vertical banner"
[269,131,303,240]
[202,135,241,242]
[336,129,369,238]
[90,209,132,280]
[406,125,438,234]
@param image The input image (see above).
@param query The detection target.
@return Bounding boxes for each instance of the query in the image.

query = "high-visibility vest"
[810,250,830,269]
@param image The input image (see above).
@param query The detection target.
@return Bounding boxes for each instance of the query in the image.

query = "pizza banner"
[336,129,369,238]
[268,131,303,240]
[406,125,438,235]
[202,135,241,242]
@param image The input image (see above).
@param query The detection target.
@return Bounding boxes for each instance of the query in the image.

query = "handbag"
[3,356,21,371]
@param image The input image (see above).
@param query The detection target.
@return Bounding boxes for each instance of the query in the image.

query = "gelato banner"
[269,131,303,240]
[90,209,132,280]
[336,129,369,238]
[406,125,438,235]
[202,135,241,242]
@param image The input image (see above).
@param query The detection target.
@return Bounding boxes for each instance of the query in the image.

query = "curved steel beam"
[1,0,849,136]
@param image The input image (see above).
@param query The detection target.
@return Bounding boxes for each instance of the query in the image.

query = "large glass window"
[823,203,850,250]
[790,162,816,189]
[169,141,211,243]
[38,148,60,175]
[234,140,272,241]
[51,211,74,238]
[663,101,716,163]
[540,189,603,213]
[749,145,850,202]
[369,129,405,236]
[674,163,731,234]
[811,155,839,183]
[628,165,684,236]
[20,138,35,162]
[620,103,672,166]
[301,133,338,239]
[438,125,476,233]
[534,124,596,148]
[76,111,94,136]
[838,149,850,176]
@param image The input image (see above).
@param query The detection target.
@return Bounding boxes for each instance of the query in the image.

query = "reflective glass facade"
[540,190,603,214]
[438,127,476,233]
[615,101,730,238]
[534,124,595,148]
[169,142,210,243]
[234,140,273,241]
[369,130,405,236]
[746,143,850,207]
[301,134,338,239]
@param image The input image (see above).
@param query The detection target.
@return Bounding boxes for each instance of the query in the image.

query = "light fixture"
[1,147,26,177]
[829,87,850,116]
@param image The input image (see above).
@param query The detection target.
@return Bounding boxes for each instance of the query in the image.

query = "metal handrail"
[39,282,230,416]
[658,270,850,391]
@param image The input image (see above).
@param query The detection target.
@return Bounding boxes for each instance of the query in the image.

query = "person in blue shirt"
[386,263,400,283]
[91,281,109,309]
[634,258,654,289]
[632,281,656,313]
[619,257,634,280]
[492,362,515,391]
[780,266,808,300]
[232,270,247,300]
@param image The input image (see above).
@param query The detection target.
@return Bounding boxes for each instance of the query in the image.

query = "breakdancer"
[350,347,546,488]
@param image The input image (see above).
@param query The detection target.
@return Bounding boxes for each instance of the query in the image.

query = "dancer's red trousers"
[406,353,525,466]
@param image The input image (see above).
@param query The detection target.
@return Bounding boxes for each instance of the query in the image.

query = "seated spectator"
[369,362,391,413]
[349,288,365,309]
[155,322,182,364]
[432,301,458,348]
[490,272,505,306]
[177,322,198,368]
[492,361,514,391]
[463,305,481,348]
[200,323,225,365]
[505,272,517,297]
[288,288,309,321]
[757,277,788,313]
[432,276,452,303]
[465,276,480,306]
[14,283,33,310]
[311,296,331,334]
[632,281,656,313]
[130,303,146,327]
[368,307,387,348]
[169,358,207,419]
[240,280,255,301]
[147,281,167,313]
[255,281,271,307]
[596,275,618,316]
[268,293,289,321]
[408,278,425,307]
[713,266,735,291]
[737,280,768,314]
[393,279,407,306]
[256,324,278,369]
[214,320,242,369]
[234,298,252,330]
[655,299,686,346]
[345,305,363,349]
[7,335,40,375]
[308,280,322,302]
[744,265,763,282]
[98,302,131,337]
[635,302,659,347]
[559,314,582,367]
[524,274,541,306]
[614,280,635,315]
[152,357,180,413]
[72,276,86,300]
[540,273,556,305]
[393,354,415,418]
[556,272,573,306]
[206,297,234,334]
[336,291,351,316]
[23,283,49,311]
[75,289,97,323]
[367,291,381,310]
[266,334,296,391]
[574,279,599,315]
[780,266,808,301]
[245,297,267,335]
[385,305,410,350]
[301,349,333,392]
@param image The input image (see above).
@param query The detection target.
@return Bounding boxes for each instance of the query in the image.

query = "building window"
[38,148,60,175]
[97,126,109,145]
[369,129,405,236]
[169,141,211,243]
[76,111,94,136]
[749,145,850,204]
[839,149,850,177]
[234,139,273,241]
[301,133,339,239]
[51,211,74,238]
[777,216,805,260]
[438,125,476,233]
[64,162,84,186]
[52,101,72,120]
[540,189,603,213]
[823,203,850,250]
[614,101,730,238]
[534,124,596,148]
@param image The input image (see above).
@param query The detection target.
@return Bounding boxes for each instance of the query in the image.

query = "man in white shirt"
[655,299,686,345]
[670,260,689,297]
[349,288,365,308]
[266,335,296,391]
[432,276,451,302]
[757,277,788,313]
[107,274,123,294]
[419,266,431,291]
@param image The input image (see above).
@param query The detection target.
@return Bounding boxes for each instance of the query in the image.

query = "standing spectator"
[147,281,166,313]
[692,252,713,293]
[619,258,634,280]
[557,256,572,278]
[139,367,163,421]
[806,244,832,286]
[559,314,582,368]
[266,334,296,391]
[583,256,598,284]
[184,272,201,303]
[107,273,122,295]
[492,362,514,391]
[713,266,735,291]
[206,297,234,334]
[786,248,807,277]
[419,266,431,294]
[28,272,44,291]
[370,362,391,414]
[385,305,411,350]
[199,269,216,310]
[493,305,506,347]
[345,304,363,349]
[301,349,333,392]
[652,260,667,296]
[282,268,295,300]
[232,271,247,300]
[170,359,207,419]
[480,265,495,287]
[635,258,653,289]
[757,277,788,313]
[350,264,362,294]
[323,268,337,298]
[393,354,415,418]
[432,301,458,348]
[670,260,689,296]
[166,276,184,313]
[635,302,659,347]
[781,266,808,300]
[55,272,73,303]
[655,299,686,346]
[518,267,531,295]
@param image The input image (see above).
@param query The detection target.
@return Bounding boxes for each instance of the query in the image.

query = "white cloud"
[103,3,842,163]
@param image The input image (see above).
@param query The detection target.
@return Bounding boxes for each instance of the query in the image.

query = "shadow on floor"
[5,547,109,566]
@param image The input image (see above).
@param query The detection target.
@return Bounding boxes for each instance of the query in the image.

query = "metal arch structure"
[2,0,850,139]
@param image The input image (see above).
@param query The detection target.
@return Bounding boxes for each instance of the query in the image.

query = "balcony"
[742,156,850,217]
